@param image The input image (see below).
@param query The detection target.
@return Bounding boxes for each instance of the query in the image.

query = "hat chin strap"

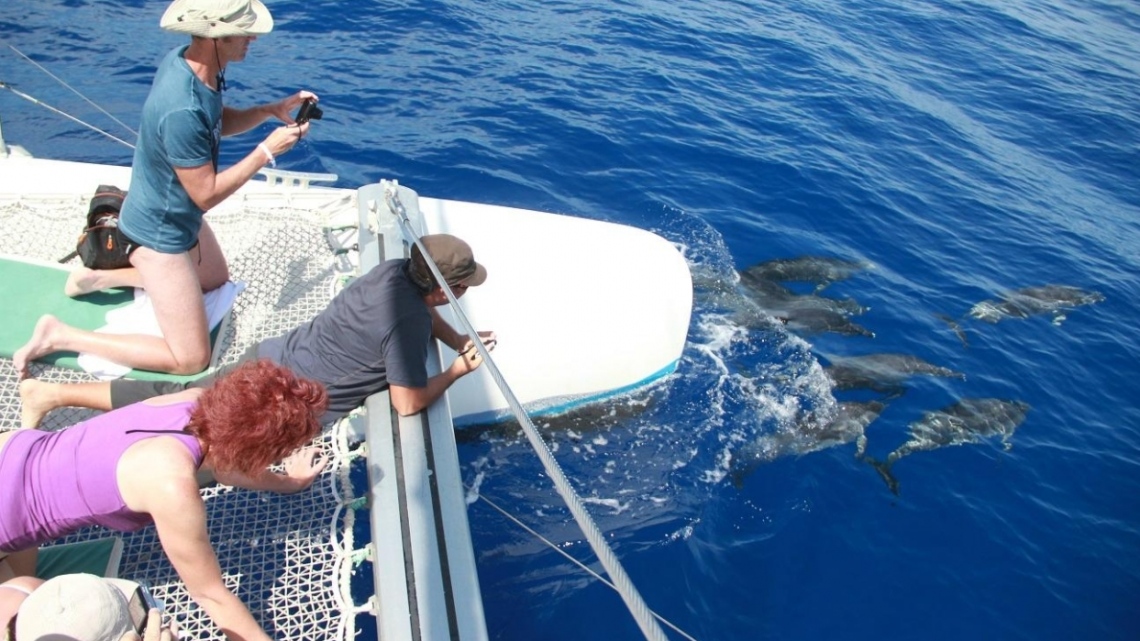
[213,40,227,92]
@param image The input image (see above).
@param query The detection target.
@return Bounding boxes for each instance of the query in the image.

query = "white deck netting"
[0,191,367,640]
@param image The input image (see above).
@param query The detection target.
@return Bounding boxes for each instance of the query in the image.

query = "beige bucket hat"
[14,573,148,641]
[160,0,274,38]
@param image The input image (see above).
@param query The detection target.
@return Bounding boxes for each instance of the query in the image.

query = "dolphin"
[742,256,874,292]
[868,398,1030,495]
[777,308,875,338]
[713,265,873,338]
[968,285,1104,326]
[739,274,868,316]
[935,313,971,348]
[824,353,965,397]
[734,273,874,337]
[731,401,886,485]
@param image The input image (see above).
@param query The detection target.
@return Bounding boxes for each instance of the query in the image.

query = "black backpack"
[62,185,134,269]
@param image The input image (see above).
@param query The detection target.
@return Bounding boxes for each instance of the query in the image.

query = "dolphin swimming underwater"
[935,313,972,348]
[738,273,868,316]
[731,400,886,485]
[868,398,1030,495]
[777,307,875,338]
[734,271,874,337]
[742,256,874,292]
[824,353,965,397]
[968,285,1104,325]
[939,285,1104,347]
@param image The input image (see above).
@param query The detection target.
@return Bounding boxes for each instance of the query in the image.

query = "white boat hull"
[418,195,691,425]
[0,156,693,426]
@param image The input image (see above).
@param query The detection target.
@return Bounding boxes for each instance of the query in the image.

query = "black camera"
[295,99,323,125]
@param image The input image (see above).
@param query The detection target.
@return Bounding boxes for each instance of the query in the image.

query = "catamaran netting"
[0,192,367,640]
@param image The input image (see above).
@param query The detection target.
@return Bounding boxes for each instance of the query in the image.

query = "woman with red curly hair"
[0,359,327,641]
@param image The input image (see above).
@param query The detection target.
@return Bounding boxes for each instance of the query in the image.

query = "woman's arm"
[211,446,328,494]
[147,475,272,641]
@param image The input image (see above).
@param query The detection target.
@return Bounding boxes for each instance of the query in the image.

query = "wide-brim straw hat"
[160,0,274,38]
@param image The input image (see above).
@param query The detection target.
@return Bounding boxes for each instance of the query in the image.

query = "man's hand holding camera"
[267,90,319,125]
[259,90,322,165]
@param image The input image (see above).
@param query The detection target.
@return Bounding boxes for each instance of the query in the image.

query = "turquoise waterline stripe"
[452,359,680,428]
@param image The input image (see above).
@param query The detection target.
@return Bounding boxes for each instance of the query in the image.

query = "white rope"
[475,491,700,641]
[330,417,360,641]
[384,184,670,641]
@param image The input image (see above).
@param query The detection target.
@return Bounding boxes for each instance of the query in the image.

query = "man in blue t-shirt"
[15,0,319,378]
[19,235,496,428]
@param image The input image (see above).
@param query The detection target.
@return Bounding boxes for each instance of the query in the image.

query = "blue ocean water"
[3,0,1139,639]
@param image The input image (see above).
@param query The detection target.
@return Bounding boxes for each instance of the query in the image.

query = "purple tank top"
[0,400,203,552]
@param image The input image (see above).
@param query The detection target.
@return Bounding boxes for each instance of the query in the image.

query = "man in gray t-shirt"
[19,234,495,428]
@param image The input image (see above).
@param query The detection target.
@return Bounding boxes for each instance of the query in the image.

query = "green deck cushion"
[35,537,124,579]
[0,255,219,383]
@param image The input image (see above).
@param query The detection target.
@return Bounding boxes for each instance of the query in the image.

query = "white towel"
[78,281,245,380]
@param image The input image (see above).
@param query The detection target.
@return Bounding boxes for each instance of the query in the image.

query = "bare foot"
[12,315,61,377]
[18,378,55,428]
[64,266,103,297]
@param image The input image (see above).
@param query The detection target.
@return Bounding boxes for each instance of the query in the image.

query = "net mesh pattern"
[0,192,364,640]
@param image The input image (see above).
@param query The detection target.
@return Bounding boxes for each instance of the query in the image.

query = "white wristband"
[257,143,276,168]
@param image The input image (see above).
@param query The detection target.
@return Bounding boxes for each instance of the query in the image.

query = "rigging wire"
[8,44,139,138]
[474,490,701,641]
[0,81,135,150]
[385,184,672,641]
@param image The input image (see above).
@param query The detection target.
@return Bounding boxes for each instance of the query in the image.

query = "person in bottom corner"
[2,573,176,641]
[1,360,328,641]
